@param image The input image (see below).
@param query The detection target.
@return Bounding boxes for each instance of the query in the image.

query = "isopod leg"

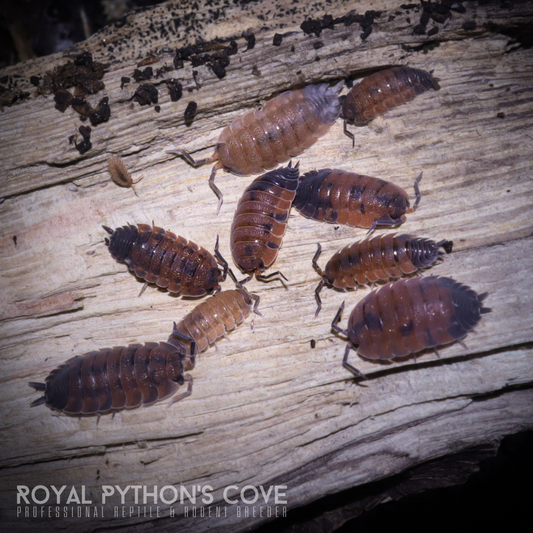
[167,148,223,212]
[331,301,348,336]
[313,243,327,317]
[343,121,355,148]
[315,280,325,318]
[237,274,253,286]
[167,374,193,406]
[138,282,149,297]
[251,293,262,317]
[312,243,325,277]
[214,235,234,283]
[342,344,368,380]
[171,327,197,358]
[412,172,423,212]
[256,271,288,288]
[366,215,404,236]
[209,162,224,214]
[131,174,144,197]
[167,148,216,169]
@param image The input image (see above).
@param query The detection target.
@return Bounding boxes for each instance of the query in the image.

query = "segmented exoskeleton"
[169,82,343,212]
[168,288,260,364]
[331,276,490,379]
[230,162,299,284]
[29,342,192,415]
[313,234,452,315]
[293,169,422,233]
[341,66,440,145]
[104,223,228,297]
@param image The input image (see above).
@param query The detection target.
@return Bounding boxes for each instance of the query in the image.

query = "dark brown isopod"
[341,66,440,145]
[168,81,343,212]
[293,168,422,233]
[29,342,192,415]
[168,288,259,361]
[230,162,299,282]
[331,276,491,379]
[103,223,228,297]
[313,234,453,315]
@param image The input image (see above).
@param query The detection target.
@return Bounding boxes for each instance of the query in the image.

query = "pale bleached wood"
[1,0,532,531]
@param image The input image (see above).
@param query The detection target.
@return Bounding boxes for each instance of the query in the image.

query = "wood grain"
[1,0,532,531]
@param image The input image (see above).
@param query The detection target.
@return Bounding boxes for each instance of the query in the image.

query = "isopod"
[168,81,343,212]
[168,287,259,358]
[230,162,299,283]
[103,223,228,297]
[341,66,440,145]
[331,276,491,379]
[29,342,192,415]
[293,169,422,232]
[313,234,453,315]
[107,155,143,195]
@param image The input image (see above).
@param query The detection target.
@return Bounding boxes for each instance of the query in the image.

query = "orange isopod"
[332,276,490,379]
[313,234,452,315]
[167,288,259,366]
[341,66,440,145]
[230,162,299,283]
[29,342,192,415]
[103,223,228,297]
[293,168,422,233]
[169,82,343,212]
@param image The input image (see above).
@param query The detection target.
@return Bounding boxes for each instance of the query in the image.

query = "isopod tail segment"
[331,301,369,380]
[367,171,423,235]
[167,148,225,214]
[29,382,47,406]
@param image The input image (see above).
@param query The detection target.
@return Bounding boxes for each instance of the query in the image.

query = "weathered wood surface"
[1,0,532,531]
